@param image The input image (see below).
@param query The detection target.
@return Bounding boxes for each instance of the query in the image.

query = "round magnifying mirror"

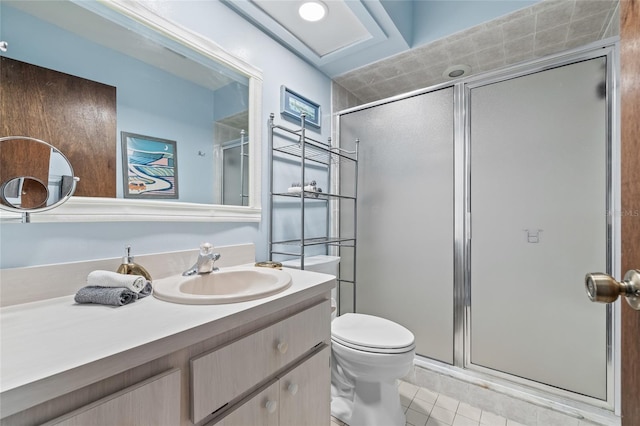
[0,136,79,216]
[1,176,49,209]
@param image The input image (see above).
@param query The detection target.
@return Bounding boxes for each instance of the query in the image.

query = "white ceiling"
[224,0,402,76]
[222,0,540,77]
[253,0,372,57]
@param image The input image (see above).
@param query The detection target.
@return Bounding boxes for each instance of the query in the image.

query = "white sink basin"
[152,266,292,305]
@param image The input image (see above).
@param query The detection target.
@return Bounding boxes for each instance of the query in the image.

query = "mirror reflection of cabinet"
[0,0,263,221]
[0,137,51,209]
[1,57,117,198]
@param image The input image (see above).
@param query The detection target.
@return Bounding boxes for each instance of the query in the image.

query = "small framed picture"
[121,132,178,199]
[280,86,321,129]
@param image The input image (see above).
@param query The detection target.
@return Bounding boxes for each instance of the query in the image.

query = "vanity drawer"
[42,369,181,426]
[191,300,330,424]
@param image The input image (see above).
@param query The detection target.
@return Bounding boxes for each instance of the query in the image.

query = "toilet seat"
[331,313,415,354]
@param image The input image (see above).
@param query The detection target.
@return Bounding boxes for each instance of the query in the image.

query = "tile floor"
[330,380,526,426]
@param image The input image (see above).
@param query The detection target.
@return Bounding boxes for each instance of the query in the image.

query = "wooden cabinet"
[2,298,331,426]
[208,347,330,426]
[191,301,329,424]
[42,369,181,426]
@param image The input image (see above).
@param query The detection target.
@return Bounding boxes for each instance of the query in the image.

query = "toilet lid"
[331,313,415,353]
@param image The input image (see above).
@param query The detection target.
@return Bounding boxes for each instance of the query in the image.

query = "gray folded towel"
[74,286,138,306]
[138,282,153,298]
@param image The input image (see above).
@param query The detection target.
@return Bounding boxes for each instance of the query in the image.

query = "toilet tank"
[281,255,340,276]
[282,255,340,318]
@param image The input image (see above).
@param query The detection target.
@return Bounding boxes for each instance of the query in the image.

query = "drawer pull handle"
[277,341,289,354]
[287,383,299,396]
[265,400,277,414]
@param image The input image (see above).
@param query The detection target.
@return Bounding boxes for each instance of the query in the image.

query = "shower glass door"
[340,88,455,363]
[467,55,610,400]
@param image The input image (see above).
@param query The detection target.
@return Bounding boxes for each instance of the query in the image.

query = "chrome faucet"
[182,243,221,276]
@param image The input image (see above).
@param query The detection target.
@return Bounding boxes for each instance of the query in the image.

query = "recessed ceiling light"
[299,1,327,22]
[443,64,472,79]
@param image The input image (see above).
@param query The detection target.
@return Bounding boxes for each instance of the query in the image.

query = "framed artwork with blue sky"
[121,132,178,199]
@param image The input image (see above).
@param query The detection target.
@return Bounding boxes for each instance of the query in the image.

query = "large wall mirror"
[0,0,262,222]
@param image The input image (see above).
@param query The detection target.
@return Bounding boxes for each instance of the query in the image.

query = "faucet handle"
[199,242,213,255]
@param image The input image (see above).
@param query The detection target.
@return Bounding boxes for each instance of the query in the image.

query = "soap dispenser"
[117,245,152,281]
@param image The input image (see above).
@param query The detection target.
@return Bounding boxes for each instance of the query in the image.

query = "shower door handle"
[585,270,640,310]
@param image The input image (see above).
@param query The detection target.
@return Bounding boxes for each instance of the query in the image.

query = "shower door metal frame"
[460,41,619,410]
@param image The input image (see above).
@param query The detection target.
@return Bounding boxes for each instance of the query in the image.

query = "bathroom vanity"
[0,244,333,425]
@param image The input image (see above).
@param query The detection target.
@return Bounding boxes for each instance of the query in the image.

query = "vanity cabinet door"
[43,369,181,426]
[279,346,330,426]
[191,300,329,424]
[208,346,330,426]
[210,381,280,426]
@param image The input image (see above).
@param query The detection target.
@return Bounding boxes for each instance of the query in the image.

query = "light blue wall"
[2,5,220,204]
[0,0,332,269]
[214,82,249,122]
[379,0,414,46]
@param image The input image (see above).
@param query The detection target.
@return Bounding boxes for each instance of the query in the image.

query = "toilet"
[281,256,416,426]
[331,313,415,426]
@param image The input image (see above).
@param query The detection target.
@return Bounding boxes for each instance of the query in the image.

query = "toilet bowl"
[331,313,415,426]
[280,256,414,425]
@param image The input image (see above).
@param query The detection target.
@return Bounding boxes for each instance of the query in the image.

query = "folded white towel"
[87,270,147,293]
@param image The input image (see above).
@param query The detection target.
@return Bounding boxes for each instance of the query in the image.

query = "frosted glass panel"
[469,58,608,399]
[222,144,249,206]
[340,88,454,363]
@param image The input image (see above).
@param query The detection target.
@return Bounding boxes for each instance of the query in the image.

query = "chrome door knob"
[585,269,640,310]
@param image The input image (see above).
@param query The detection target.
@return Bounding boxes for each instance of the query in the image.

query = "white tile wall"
[333,0,619,104]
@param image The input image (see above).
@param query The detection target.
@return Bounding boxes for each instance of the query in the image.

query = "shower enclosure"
[219,131,249,206]
[337,42,616,408]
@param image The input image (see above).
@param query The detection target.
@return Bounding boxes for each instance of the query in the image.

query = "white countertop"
[0,266,334,416]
